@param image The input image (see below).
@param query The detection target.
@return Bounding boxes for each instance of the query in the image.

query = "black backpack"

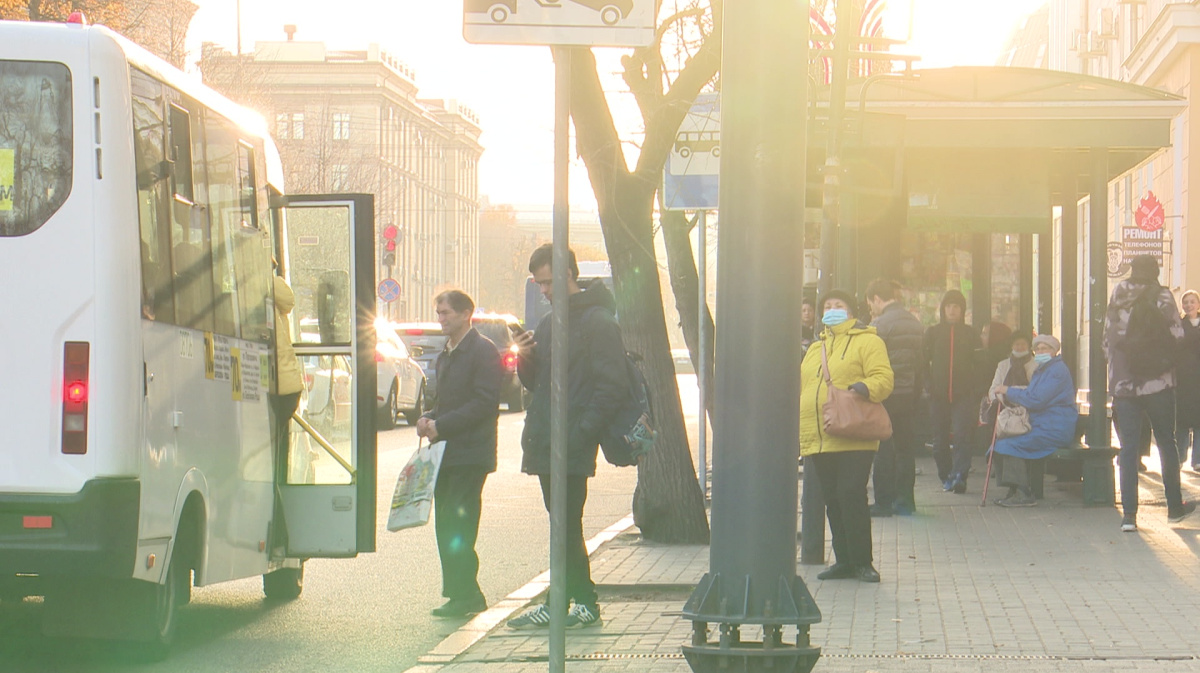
[580,306,657,467]
[1119,286,1177,382]
[598,351,656,467]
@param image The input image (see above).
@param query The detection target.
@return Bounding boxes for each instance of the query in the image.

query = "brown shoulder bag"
[820,341,893,442]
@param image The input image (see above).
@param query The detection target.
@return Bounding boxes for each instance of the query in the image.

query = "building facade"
[200,36,483,320]
[1008,1,1200,296]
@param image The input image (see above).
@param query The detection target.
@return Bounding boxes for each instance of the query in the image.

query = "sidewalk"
[407,456,1200,673]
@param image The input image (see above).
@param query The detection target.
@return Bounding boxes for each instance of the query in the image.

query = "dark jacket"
[871,301,923,397]
[424,328,502,472]
[1102,279,1184,398]
[518,280,628,477]
[1178,317,1200,419]
[923,290,982,403]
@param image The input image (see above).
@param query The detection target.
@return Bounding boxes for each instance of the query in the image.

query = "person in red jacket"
[923,290,982,494]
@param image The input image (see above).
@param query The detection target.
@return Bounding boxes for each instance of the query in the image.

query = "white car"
[375,321,428,428]
[299,319,427,430]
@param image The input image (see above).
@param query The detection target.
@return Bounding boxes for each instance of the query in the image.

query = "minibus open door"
[275,194,376,557]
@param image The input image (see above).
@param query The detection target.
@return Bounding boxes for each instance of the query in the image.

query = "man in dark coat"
[866,279,924,516]
[923,289,982,494]
[418,290,502,618]
[1103,255,1194,532]
[507,244,627,630]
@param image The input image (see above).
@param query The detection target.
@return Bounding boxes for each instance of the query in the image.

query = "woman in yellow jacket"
[800,290,894,583]
[272,275,305,478]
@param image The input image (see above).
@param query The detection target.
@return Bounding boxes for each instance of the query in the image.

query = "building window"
[292,113,305,140]
[331,164,349,191]
[276,113,289,139]
[333,113,351,141]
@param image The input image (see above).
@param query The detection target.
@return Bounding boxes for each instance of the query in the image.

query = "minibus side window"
[165,91,215,332]
[132,69,175,323]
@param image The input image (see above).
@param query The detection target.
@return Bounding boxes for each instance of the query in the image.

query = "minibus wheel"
[134,550,185,660]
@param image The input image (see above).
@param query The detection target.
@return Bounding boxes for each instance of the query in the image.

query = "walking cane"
[980,400,1002,508]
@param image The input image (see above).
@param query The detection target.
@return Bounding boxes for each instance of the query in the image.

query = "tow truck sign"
[464,0,658,47]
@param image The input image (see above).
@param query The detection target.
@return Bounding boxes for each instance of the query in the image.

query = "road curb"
[408,512,636,670]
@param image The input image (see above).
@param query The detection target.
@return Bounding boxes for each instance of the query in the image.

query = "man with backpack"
[1103,255,1195,532]
[507,244,628,630]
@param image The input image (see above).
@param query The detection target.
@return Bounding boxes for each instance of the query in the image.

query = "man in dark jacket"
[507,244,627,630]
[866,279,923,516]
[418,290,502,618]
[923,289,982,494]
[1102,255,1194,532]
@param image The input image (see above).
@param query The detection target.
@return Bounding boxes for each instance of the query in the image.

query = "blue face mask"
[1033,353,1053,365]
[822,309,849,326]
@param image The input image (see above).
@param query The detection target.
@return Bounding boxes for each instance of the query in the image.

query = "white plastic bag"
[387,441,445,531]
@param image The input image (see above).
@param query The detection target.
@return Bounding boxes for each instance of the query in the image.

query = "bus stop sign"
[664,93,720,210]
[463,0,658,47]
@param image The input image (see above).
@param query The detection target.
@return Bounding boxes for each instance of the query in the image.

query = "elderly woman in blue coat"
[989,334,1078,507]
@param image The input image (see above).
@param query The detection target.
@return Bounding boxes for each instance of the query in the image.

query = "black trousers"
[998,454,1031,495]
[810,451,875,568]
[267,392,301,550]
[269,392,301,484]
[930,395,978,482]
[538,474,598,608]
[873,394,917,510]
[434,466,489,601]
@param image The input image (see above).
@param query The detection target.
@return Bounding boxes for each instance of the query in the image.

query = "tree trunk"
[568,48,709,544]
[605,179,710,544]
[660,208,715,424]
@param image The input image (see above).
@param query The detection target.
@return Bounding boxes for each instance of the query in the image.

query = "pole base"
[682,642,821,673]
[680,573,822,673]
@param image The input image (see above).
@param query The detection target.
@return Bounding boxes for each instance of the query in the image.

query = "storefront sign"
[1124,191,1165,264]
[1122,226,1164,263]
[1134,191,1165,232]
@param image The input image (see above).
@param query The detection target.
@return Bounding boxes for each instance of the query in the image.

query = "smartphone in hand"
[508,322,525,336]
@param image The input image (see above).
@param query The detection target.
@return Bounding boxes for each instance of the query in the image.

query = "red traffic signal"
[382,225,398,252]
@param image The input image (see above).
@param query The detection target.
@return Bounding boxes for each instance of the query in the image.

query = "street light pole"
[236,0,242,56]
[681,2,821,672]
[817,0,854,298]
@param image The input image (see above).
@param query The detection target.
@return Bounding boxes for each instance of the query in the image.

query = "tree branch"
[632,2,722,181]
[567,47,632,209]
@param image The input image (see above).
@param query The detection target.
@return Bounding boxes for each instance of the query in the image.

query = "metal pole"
[1061,177,1079,379]
[817,0,854,297]
[236,0,242,56]
[697,209,708,499]
[682,2,820,672]
[549,45,570,673]
[1088,147,1110,452]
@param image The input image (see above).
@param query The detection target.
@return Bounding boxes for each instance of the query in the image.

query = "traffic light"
[382,225,398,267]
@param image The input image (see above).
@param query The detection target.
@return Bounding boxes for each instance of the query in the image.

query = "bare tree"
[565,1,722,543]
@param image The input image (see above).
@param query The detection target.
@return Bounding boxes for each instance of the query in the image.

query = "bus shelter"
[812,66,1186,499]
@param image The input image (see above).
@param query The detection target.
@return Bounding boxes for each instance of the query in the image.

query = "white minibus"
[0,17,377,657]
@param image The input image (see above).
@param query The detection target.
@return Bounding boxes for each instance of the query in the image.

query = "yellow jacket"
[273,276,304,396]
[799,320,894,456]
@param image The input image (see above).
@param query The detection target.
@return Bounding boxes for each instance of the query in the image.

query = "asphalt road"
[0,407,643,672]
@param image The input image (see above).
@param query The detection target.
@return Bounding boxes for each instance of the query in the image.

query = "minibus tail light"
[62,342,90,454]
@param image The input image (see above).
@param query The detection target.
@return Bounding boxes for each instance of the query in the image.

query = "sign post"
[464,4,657,670]
[664,92,718,499]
